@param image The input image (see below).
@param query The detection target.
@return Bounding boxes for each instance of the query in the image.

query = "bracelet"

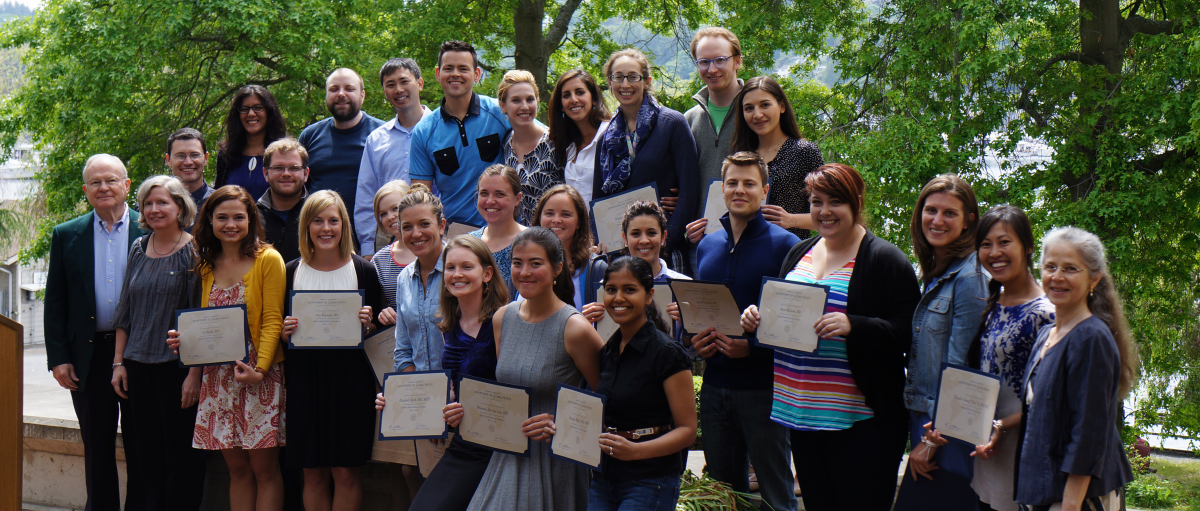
[922,437,938,449]
[112,362,123,369]
[993,419,1006,435]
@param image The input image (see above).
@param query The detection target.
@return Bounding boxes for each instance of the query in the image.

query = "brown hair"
[397,183,445,225]
[437,235,511,332]
[720,151,768,184]
[476,164,522,222]
[804,163,866,225]
[497,69,539,104]
[910,174,979,281]
[603,48,654,95]
[730,76,804,153]
[194,186,268,274]
[298,190,355,261]
[548,69,611,166]
[373,180,411,232]
[689,27,743,58]
[264,137,309,168]
[532,185,593,273]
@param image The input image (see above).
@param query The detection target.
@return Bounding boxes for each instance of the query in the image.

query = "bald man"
[299,67,385,240]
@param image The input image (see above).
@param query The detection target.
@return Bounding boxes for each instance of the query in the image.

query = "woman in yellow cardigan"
[168,185,287,511]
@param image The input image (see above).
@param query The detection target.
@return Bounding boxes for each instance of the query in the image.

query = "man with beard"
[256,137,310,263]
[165,127,214,216]
[299,67,385,248]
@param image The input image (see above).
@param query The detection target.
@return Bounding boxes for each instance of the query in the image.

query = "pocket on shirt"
[434,146,459,176]
[476,133,501,162]
[924,297,951,334]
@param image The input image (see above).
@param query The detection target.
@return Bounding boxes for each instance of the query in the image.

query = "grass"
[1127,454,1200,510]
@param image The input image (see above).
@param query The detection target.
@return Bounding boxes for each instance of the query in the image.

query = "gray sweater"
[682,79,744,206]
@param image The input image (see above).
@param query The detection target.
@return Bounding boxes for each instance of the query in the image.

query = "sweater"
[683,80,743,206]
[298,113,386,217]
[199,248,287,371]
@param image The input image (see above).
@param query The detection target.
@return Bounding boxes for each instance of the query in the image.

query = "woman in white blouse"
[548,69,611,207]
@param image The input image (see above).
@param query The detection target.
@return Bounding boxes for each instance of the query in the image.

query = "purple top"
[222,154,269,200]
[442,318,497,384]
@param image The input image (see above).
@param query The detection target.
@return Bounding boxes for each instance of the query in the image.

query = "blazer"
[44,209,146,390]
[199,247,287,371]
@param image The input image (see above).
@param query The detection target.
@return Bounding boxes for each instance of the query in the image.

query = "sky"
[10,0,37,9]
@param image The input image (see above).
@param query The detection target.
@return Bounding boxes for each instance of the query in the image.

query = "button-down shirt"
[355,106,433,254]
[393,255,445,372]
[93,205,130,331]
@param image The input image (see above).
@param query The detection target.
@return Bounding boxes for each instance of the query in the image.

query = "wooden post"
[0,314,22,509]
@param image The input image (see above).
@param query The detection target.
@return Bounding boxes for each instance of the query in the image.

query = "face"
[444,246,493,300]
[211,199,250,245]
[511,242,562,299]
[382,67,424,114]
[978,222,1029,285]
[742,88,783,137]
[608,57,648,109]
[400,204,444,260]
[1041,243,1101,310]
[722,164,767,218]
[239,94,267,136]
[476,175,520,225]
[82,160,131,211]
[142,186,181,232]
[559,77,594,124]
[325,70,365,123]
[809,189,857,240]
[308,204,343,253]
[165,138,207,187]
[921,192,971,249]
[436,51,481,100]
[603,268,652,326]
[694,36,742,93]
[622,215,664,265]
[502,83,539,128]
[539,193,580,246]
[263,151,308,199]
[377,192,404,238]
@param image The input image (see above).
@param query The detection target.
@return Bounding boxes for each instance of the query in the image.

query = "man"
[410,40,511,226]
[687,151,799,511]
[165,127,214,213]
[354,57,433,254]
[257,137,310,263]
[44,154,147,511]
[299,67,385,245]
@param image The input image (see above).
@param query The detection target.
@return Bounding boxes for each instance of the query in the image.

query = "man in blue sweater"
[687,151,799,511]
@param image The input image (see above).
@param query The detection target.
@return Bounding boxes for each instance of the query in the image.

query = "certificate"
[755,277,829,354]
[289,290,364,349]
[379,371,450,440]
[590,183,658,254]
[174,305,250,367]
[457,374,532,456]
[416,434,452,477]
[668,279,743,337]
[447,221,481,238]
[362,326,397,387]
[549,384,606,469]
[701,179,726,235]
[593,285,619,341]
[932,364,1001,446]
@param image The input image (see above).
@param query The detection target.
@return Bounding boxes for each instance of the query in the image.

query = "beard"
[328,102,361,123]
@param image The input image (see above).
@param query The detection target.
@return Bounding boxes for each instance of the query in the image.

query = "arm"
[562,314,603,390]
[946,268,989,366]
[111,328,129,398]
[664,119,699,254]
[253,251,286,371]
[392,278,415,371]
[1060,325,1121,479]
[1060,474,1091,511]
[355,145,379,255]
[599,370,697,461]
[44,226,73,373]
[492,305,506,357]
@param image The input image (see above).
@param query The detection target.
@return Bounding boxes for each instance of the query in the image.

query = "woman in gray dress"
[466,227,603,511]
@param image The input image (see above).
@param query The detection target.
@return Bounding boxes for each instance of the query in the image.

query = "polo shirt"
[354,106,433,254]
[299,112,385,216]
[409,93,510,225]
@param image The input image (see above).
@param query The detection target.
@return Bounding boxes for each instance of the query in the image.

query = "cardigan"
[778,231,921,420]
[199,247,287,371]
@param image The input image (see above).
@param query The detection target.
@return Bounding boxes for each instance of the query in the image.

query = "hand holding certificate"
[668,280,743,337]
[932,364,1001,446]
[755,277,829,353]
[457,375,532,456]
[590,184,658,253]
[174,305,250,367]
[289,290,365,348]
[701,179,727,235]
[549,384,605,469]
[379,371,450,440]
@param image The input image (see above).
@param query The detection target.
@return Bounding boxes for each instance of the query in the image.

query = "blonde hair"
[373,180,411,232]
[497,69,539,104]
[298,190,355,261]
[436,235,510,332]
[603,48,654,94]
[398,183,444,223]
[264,137,308,168]
[689,27,742,58]
[135,175,197,230]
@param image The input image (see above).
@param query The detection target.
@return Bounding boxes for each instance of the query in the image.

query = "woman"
[167,185,287,511]
[548,70,611,206]
[215,85,289,198]
[904,175,989,497]
[371,180,415,326]
[466,227,603,511]
[468,164,526,299]
[393,183,449,373]
[533,184,606,311]
[498,70,561,225]
[279,190,383,511]
[730,75,824,239]
[593,48,699,259]
[111,175,207,510]
[1015,227,1136,510]
[739,163,920,509]
[590,256,696,511]
[379,235,510,511]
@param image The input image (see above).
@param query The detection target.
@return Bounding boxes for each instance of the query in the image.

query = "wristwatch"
[993,419,1006,435]
[112,362,123,369]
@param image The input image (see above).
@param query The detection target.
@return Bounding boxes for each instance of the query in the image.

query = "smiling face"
[82,159,131,212]
[809,189,856,241]
[539,192,579,246]
[622,215,664,266]
[608,56,649,110]
[436,51,480,100]
[1041,243,1101,311]
[142,186,182,232]
[400,204,444,260]
[239,94,267,136]
[502,82,539,129]
[559,77,594,124]
[476,175,520,225]
[511,242,562,299]
[921,192,969,250]
[325,69,365,123]
[694,35,741,94]
[166,138,207,188]
[377,192,404,238]
[308,204,344,254]
[211,199,250,245]
[264,150,308,199]
[382,67,424,115]
[722,164,767,219]
[603,268,653,327]
[978,221,1030,285]
[742,88,783,138]
[444,246,493,300]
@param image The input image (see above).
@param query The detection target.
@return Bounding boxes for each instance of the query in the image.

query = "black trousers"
[69,333,138,511]
[792,414,909,511]
[122,359,208,511]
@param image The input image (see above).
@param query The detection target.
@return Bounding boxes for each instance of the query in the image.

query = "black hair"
[216,85,288,183]
[512,227,575,305]
[967,204,1036,368]
[379,57,423,84]
[166,127,206,154]
[438,40,479,69]
[602,256,669,334]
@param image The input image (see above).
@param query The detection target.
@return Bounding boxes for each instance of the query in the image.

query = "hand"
[666,302,681,323]
[581,302,606,324]
[591,243,606,256]
[691,327,720,359]
[660,189,679,215]
[233,361,264,385]
[443,402,464,428]
[359,306,374,329]
[685,219,708,244]
[712,332,750,358]
[52,363,79,390]
[814,312,851,338]
[111,365,129,399]
[972,424,1004,460]
[761,205,799,229]
[922,422,950,447]
[908,441,939,481]
[376,393,387,412]
[166,329,181,353]
[598,433,642,461]
[522,413,556,442]
[281,316,298,341]
[378,307,397,326]
[740,305,760,333]
[181,369,201,409]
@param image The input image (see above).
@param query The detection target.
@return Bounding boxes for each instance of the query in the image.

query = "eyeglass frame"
[607,74,646,83]
[694,55,736,70]
[1041,263,1088,276]
[266,165,307,174]
[238,104,266,114]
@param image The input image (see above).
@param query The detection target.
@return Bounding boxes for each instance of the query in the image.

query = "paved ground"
[22,345,78,423]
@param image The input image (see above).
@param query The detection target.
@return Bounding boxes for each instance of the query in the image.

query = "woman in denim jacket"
[902,175,990,507]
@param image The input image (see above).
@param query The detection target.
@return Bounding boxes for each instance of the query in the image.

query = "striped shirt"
[372,243,408,310]
[770,252,874,431]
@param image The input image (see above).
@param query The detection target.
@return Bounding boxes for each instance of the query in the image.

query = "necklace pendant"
[248,156,257,173]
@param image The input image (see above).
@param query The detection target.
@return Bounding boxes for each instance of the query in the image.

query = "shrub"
[1126,474,1177,509]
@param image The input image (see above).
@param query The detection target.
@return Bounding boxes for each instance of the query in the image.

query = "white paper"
[176,307,248,366]
[933,366,1001,446]
[370,412,417,464]
[652,283,674,334]
[290,292,363,347]
[416,434,452,477]
[670,281,743,337]
[458,377,530,454]
[702,179,727,235]
[550,387,604,468]
[593,285,619,341]
[363,326,397,387]
[757,280,828,353]
[591,185,658,252]
[380,372,449,439]
[447,222,480,239]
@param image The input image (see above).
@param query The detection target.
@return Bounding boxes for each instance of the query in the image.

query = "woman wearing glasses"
[214,85,289,199]
[592,48,699,268]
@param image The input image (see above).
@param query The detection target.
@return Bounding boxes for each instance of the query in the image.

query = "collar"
[691,78,745,108]
[654,258,670,279]
[389,105,433,133]
[718,209,770,246]
[410,248,445,278]
[605,319,657,354]
[93,203,130,230]
[257,188,308,211]
[940,252,978,282]
[439,93,481,122]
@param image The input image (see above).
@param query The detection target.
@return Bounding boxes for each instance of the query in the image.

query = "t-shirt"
[706,98,731,134]
[298,113,386,216]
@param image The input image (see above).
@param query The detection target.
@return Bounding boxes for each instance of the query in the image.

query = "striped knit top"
[770,252,874,431]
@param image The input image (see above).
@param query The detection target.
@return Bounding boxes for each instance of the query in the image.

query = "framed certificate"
[652,283,674,335]
[446,221,481,239]
[288,290,365,349]
[174,305,250,367]
[549,384,606,469]
[701,178,726,235]
[754,277,829,354]
[667,279,744,338]
[593,285,619,342]
[379,370,451,441]
[363,326,397,388]
[589,183,659,254]
[457,374,532,457]
[932,363,1001,447]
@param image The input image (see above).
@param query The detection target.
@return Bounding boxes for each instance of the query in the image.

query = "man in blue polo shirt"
[410,40,510,226]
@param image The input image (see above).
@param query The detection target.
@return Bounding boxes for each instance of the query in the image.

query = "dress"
[466,304,589,511]
[193,280,286,450]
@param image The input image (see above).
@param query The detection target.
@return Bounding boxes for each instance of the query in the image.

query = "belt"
[95,331,116,342]
[605,424,672,440]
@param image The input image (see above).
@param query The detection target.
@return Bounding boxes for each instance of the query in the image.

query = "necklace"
[150,230,184,257]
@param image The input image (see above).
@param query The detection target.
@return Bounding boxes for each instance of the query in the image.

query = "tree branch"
[1132,148,1195,176]
[1124,13,1189,37]
[542,0,585,54]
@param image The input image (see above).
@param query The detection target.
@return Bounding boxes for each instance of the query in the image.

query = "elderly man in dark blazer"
[44,154,147,511]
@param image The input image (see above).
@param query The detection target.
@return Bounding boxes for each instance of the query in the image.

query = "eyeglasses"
[608,74,645,83]
[171,152,205,161]
[1041,263,1085,276]
[238,104,266,114]
[267,165,306,174]
[86,178,123,189]
[695,56,734,70]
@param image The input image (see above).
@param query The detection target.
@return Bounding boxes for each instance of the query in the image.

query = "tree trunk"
[513,0,551,101]
[1067,0,1125,200]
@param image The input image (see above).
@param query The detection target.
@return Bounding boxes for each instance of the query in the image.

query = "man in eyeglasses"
[256,137,311,263]
[165,127,214,215]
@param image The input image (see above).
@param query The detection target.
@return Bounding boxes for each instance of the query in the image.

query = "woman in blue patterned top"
[370,180,415,325]
[469,165,526,299]
[499,70,562,225]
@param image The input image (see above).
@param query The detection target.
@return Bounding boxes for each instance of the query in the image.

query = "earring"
[482,282,489,294]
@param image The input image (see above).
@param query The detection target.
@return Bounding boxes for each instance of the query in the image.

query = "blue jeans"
[701,384,798,511]
[588,474,681,511]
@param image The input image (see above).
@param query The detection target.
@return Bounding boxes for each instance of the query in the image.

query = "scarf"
[599,94,660,196]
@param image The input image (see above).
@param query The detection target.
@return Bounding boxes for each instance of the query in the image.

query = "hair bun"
[408,183,432,194]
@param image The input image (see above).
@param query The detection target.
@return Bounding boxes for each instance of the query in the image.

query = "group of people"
[43,28,1137,511]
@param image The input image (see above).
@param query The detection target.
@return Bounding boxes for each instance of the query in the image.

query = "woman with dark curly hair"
[214,85,289,199]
